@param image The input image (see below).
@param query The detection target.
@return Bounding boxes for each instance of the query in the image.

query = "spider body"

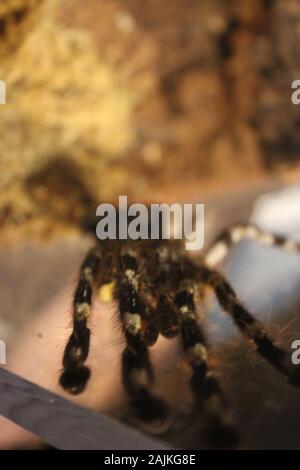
[59,221,300,448]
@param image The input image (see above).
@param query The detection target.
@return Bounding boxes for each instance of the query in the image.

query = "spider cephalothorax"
[59,222,300,448]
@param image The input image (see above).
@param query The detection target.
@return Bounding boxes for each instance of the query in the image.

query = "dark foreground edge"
[0,367,170,450]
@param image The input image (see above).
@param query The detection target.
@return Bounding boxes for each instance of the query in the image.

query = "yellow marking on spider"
[124,313,142,335]
[75,302,90,320]
[98,281,115,303]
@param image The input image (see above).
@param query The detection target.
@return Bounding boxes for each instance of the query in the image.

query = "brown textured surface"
[0,0,299,244]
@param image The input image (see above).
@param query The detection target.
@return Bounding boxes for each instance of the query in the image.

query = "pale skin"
[0,288,175,449]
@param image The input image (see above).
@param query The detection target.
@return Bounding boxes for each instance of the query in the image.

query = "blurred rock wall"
[0,0,299,242]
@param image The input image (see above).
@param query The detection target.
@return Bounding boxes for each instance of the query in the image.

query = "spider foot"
[59,365,91,395]
[130,390,171,435]
[204,420,239,449]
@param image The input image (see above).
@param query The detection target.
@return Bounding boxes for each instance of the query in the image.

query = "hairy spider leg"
[149,246,238,446]
[174,270,238,448]
[59,246,102,394]
[205,223,300,267]
[196,265,300,387]
[152,244,182,338]
[117,245,170,430]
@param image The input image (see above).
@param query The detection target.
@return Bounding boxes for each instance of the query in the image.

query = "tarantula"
[58,221,300,448]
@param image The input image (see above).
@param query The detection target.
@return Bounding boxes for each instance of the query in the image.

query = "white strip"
[205,241,228,267]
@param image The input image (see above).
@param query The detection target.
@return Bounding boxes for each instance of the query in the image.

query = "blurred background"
[1,0,300,450]
[0,0,300,242]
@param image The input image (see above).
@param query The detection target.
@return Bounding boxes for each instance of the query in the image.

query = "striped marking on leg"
[60,246,102,395]
[119,247,159,346]
[118,247,169,430]
[121,337,169,432]
[200,266,300,387]
[205,224,300,267]
[175,278,238,447]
